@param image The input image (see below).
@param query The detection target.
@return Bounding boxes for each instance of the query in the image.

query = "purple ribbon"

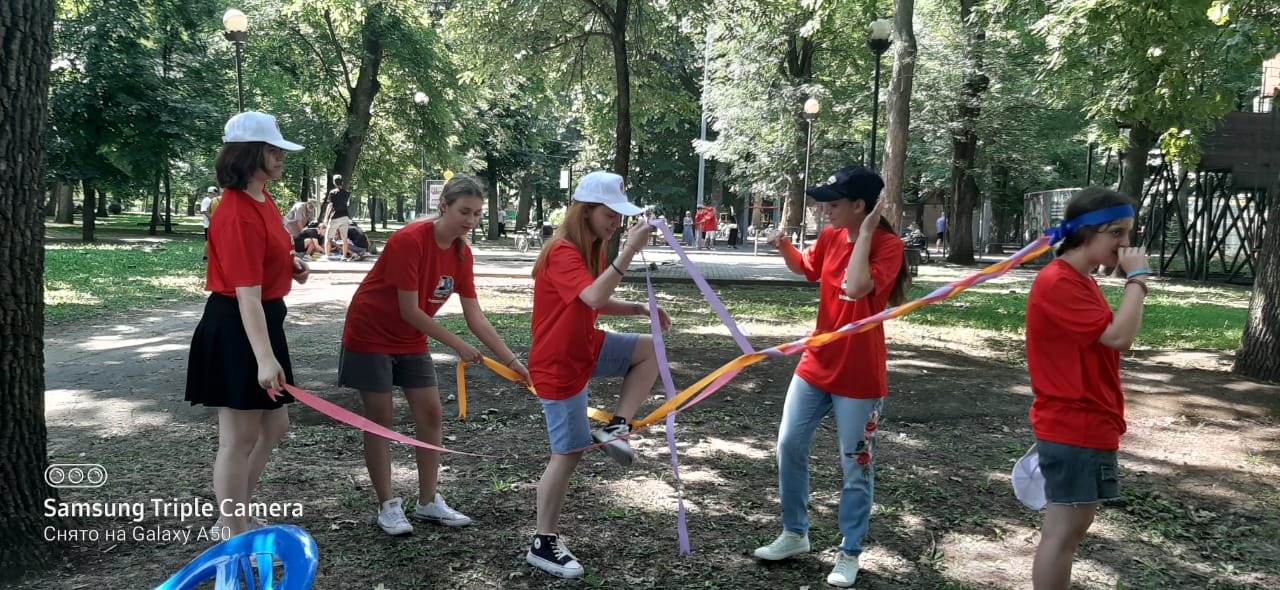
[644,255,692,556]
[648,220,755,356]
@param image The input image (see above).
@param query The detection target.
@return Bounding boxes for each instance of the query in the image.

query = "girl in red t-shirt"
[337,176,530,537]
[185,112,308,537]
[1025,188,1149,589]
[755,166,909,588]
[523,171,671,579]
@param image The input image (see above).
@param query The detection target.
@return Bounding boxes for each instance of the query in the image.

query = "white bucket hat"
[573,171,643,216]
[222,112,304,152]
[1012,444,1047,510]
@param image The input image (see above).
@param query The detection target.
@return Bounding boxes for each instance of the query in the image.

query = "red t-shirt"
[1026,259,1125,450]
[696,210,718,232]
[206,189,294,301]
[794,227,903,398]
[529,241,606,400]
[342,221,477,355]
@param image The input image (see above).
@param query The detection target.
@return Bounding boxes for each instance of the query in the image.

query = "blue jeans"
[776,375,884,556]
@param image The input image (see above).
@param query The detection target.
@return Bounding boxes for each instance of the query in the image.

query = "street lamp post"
[867,19,892,170]
[800,97,820,247]
[414,91,429,218]
[222,9,248,113]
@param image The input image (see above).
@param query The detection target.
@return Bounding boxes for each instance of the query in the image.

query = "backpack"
[207,196,222,218]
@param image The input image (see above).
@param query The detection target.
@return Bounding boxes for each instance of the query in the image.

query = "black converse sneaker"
[526,534,584,578]
[591,422,634,467]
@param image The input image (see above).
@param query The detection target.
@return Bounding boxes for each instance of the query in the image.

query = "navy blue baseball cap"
[806,166,884,205]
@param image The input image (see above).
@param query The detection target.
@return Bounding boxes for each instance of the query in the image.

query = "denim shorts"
[337,346,438,392]
[539,333,640,454]
[1037,439,1120,505]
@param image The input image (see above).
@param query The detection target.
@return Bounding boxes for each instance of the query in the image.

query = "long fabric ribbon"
[628,235,1056,428]
[277,234,1055,460]
[649,220,754,355]
[644,252,693,555]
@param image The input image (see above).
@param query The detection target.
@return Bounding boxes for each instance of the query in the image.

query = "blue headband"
[1044,205,1134,243]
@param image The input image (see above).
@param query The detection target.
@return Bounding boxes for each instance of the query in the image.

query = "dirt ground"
[25,273,1280,590]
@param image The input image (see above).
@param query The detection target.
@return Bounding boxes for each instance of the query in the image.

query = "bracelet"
[1126,268,1151,279]
[504,356,520,367]
[610,261,626,276]
[1125,278,1149,296]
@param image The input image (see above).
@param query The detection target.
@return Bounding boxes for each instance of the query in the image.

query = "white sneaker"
[377,498,414,536]
[591,423,635,467]
[826,551,859,587]
[753,531,810,560]
[413,493,472,527]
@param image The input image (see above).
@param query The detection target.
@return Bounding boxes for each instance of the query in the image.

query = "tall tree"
[946,0,988,264]
[0,0,57,578]
[1234,169,1279,381]
[880,0,917,228]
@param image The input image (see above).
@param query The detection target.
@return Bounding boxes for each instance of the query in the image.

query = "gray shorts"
[1037,439,1120,505]
[338,346,438,392]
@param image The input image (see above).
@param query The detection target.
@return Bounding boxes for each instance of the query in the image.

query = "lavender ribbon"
[648,220,755,355]
[644,255,692,556]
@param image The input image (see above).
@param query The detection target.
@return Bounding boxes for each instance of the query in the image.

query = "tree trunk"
[485,155,501,240]
[782,31,816,242]
[1233,157,1280,381]
[329,4,386,196]
[609,0,632,179]
[946,0,987,265]
[881,0,917,231]
[81,180,96,242]
[516,171,533,230]
[148,171,161,235]
[95,189,109,217]
[163,168,173,233]
[0,0,59,578]
[1120,124,1157,201]
[55,181,73,224]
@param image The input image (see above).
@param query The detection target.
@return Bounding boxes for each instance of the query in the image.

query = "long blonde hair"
[532,202,605,278]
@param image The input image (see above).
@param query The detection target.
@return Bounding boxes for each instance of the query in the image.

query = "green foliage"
[1028,0,1280,165]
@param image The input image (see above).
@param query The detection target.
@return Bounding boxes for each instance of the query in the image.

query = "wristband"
[1125,278,1148,296]
[1126,268,1151,279]
[610,261,626,276]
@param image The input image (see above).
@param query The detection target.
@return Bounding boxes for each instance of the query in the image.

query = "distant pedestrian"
[935,213,947,254]
[200,186,219,264]
[325,175,354,260]
[682,210,695,246]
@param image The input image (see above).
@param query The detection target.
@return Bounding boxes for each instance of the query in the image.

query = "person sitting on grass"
[292,222,325,258]
[1025,187,1149,590]
[524,171,671,579]
[338,175,530,537]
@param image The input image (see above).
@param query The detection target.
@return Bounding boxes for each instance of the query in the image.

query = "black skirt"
[185,294,295,410]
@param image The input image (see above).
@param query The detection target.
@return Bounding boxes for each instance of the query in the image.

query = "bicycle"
[515,224,544,253]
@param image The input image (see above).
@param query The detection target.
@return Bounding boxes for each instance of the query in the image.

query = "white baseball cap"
[573,171,643,216]
[207,186,218,193]
[222,112,304,152]
[1012,444,1047,510]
